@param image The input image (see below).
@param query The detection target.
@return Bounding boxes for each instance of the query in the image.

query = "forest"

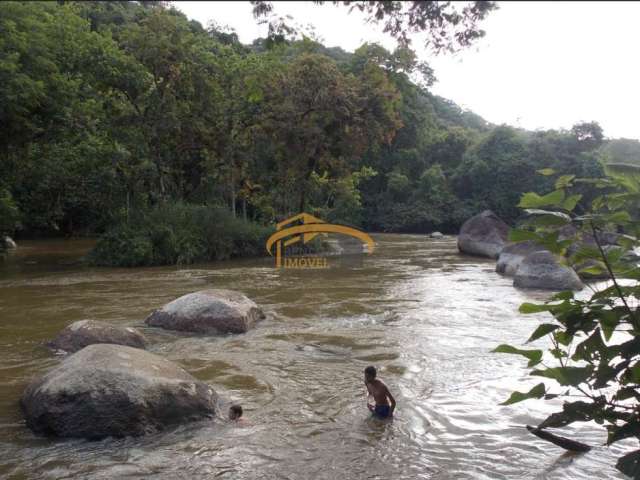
[1,1,638,265]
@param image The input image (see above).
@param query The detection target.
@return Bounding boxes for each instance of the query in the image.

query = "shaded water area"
[0,235,630,479]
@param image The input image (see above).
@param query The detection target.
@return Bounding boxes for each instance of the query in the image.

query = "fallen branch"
[526,425,592,453]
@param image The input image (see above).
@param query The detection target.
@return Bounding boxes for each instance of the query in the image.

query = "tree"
[495,163,640,478]
[251,1,497,52]
[257,52,401,215]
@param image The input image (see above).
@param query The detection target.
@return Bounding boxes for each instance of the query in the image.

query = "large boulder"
[47,320,147,353]
[458,210,510,259]
[145,289,265,334]
[21,344,219,439]
[496,241,546,276]
[564,227,621,257]
[514,251,584,291]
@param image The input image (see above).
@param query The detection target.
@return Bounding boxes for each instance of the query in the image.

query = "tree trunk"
[230,169,236,218]
[298,186,306,213]
[526,425,592,452]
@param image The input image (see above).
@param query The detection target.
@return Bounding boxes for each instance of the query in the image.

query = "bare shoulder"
[379,379,395,394]
[375,378,390,390]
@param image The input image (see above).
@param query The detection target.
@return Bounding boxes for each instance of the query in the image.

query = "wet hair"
[229,404,243,418]
[364,366,377,378]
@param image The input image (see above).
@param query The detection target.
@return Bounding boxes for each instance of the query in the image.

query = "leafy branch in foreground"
[251,1,497,53]
[494,163,640,478]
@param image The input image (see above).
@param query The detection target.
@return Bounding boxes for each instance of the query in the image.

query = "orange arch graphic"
[266,223,375,256]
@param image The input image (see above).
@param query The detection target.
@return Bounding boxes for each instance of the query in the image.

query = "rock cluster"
[22,289,265,440]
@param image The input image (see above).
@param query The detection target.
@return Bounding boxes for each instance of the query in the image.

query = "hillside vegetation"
[0,1,620,262]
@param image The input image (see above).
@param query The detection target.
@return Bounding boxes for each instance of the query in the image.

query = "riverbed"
[0,235,629,479]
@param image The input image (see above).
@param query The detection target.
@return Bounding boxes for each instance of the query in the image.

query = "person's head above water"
[229,404,243,420]
[364,365,377,383]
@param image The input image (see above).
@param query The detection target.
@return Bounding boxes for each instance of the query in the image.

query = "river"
[0,235,629,479]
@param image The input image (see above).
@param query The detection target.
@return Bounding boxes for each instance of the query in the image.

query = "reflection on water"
[0,236,628,479]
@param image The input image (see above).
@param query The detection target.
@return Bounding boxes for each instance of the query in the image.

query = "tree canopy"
[0,1,620,255]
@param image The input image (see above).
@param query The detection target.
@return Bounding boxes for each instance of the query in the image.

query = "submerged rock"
[514,251,584,291]
[457,210,510,259]
[496,241,546,276]
[47,320,147,353]
[145,289,265,334]
[21,344,218,439]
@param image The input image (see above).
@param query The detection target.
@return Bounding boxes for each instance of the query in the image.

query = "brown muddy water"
[0,235,630,479]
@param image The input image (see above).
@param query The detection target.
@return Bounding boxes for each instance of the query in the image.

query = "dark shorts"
[373,404,391,418]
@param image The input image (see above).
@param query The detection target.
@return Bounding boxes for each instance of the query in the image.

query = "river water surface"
[0,235,630,479]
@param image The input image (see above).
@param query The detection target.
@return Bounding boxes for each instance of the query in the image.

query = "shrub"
[89,203,273,267]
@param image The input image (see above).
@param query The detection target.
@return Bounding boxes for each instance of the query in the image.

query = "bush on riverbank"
[88,204,273,267]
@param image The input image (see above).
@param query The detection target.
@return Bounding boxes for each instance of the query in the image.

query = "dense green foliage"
[495,164,640,477]
[89,203,272,266]
[0,1,626,264]
[601,138,640,166]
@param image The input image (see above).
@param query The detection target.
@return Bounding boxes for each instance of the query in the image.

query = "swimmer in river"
[228,404,244,422]
[364,365,396,419]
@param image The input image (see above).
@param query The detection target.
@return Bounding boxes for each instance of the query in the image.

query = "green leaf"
[519,302,553,314]
[571,245,602,264]
[555,175,576,189]
[551,291,574,301]
[501,383,546,405]
[527,323,560,343]
[537,168,556,176]
[602,211,631,224]
[550,348,568,359]
[604,163,640,193]
[628,363,640,384]
[554,330,574,346]
[531,366,593,386]
[538,400,599,428]
[493,344,543,367]
[518,189,565,209]
[608,423,640,445]
[614,387,640,402]
[508,228,540,242]
[524,209,572,226]
[577,263,606,276]
[616,449,640,478]
[561,194,582,212]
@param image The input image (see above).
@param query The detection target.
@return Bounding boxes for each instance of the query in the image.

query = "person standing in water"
[229,404,245,422]
[364,366,396,418]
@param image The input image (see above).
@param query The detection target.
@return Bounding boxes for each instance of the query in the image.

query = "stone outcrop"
[47,320,147,353]
[145,289,265,334]
[21,344,219,439]
[496,241,546,276]
[513,251,584,291]
[457,210,510,259]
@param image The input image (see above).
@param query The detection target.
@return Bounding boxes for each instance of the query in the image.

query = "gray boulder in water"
[4,236,16,249]
[20,344,219,439]
[496,241,546,276]
[514,251,584,290]
[145,289,265,334]
[457,210,510,259]
[429,231,444,238]
[47,320,147,353]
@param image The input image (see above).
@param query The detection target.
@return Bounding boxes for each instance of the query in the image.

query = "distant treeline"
[1,1,637,262]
